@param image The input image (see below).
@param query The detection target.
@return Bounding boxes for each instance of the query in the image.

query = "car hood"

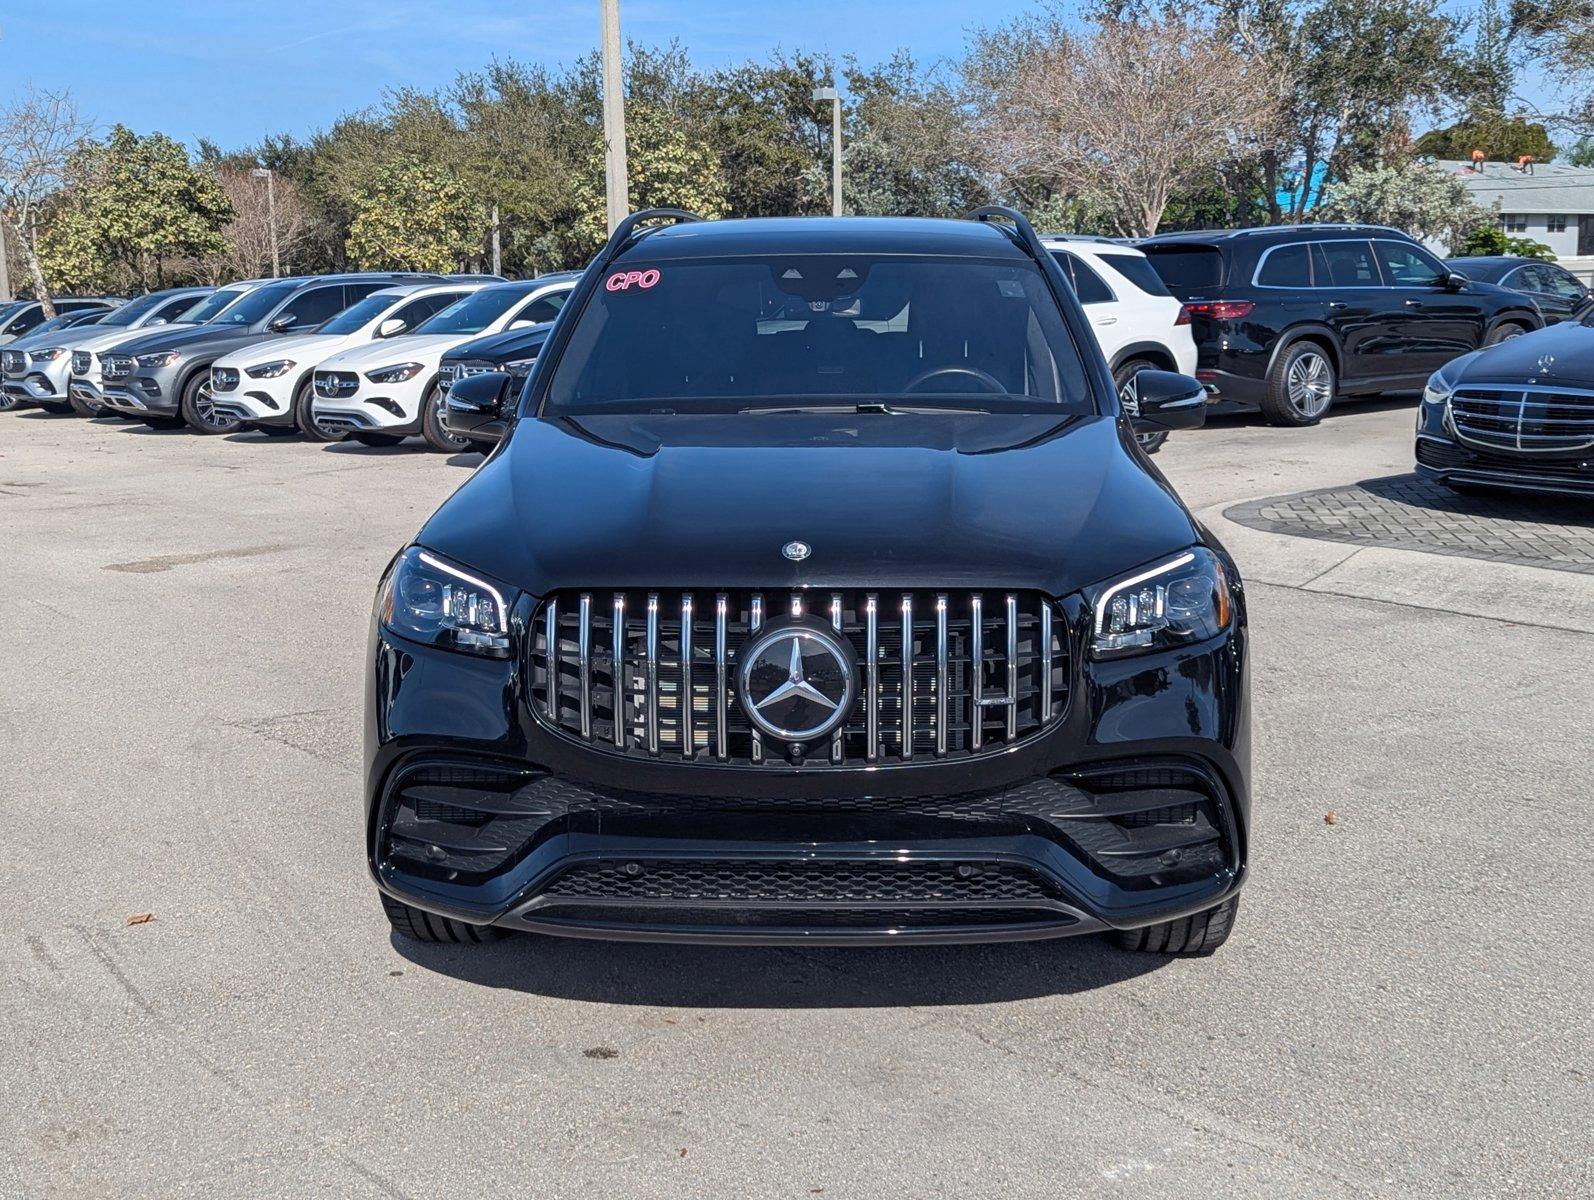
[73,323,198,354]
[1450,322,1594,386]
[320,333,466,369]
[445,326,551,362]
[112,323,267,357]
[417,412,1202,598]
[7,324,125,352]
[214,332,349,370]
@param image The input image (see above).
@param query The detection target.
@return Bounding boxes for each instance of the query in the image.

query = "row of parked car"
[3,220,1591,496]
[0,271,579,452]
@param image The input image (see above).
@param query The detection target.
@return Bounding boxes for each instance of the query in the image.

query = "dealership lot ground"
[1,403,1590,1199]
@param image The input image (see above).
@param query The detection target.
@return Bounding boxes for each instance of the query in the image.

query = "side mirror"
[376,317,407,338]
[444,370,513,445]
[147,318,168,327]
[1128,370,1206,432]
[268,315,296,332]
[1442,271,1469,290]
[507,318,536,331]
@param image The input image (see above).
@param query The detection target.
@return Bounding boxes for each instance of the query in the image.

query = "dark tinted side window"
[1312,240,1379,287]
[6,304,44,335]
[344,281,390,304]
[1257,243,1313,287]
[511,292,569,325]
[1535,264,1586,301]
[153,296,201,322]
[59,300,106,313]
[1052,252,1114,304]
[390,291,467,329]
[1140,245,1224,293]
[275,285,346,330]
[1098,253,1172,297]
[1372,241,1444,286]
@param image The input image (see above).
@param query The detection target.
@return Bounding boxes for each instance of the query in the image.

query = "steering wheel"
[902,364,1006,394]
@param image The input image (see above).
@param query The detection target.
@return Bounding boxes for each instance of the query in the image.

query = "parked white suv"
[206,282,484,441]
[311,274,578,451]
[1041,235,1197,451]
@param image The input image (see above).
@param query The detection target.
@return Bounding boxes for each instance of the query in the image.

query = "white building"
[1434,158,1594,260]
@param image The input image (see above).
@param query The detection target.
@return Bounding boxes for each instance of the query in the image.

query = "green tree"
[569,103,728,257]
[1451,222,1555,258]
[40,125,232,292]
[344,158,481,272]
[1314,159,1489,247]
[1568,137,1594,167]
[697,52,832,218]
[1414,115,1556,163]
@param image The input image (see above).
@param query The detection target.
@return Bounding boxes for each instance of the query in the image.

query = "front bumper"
[3,358,71,401]
[102,366,182,416]
[365,592,1251,945]
[313,376,430,433]
[1415,433,1594,497]
[207,373,295,425]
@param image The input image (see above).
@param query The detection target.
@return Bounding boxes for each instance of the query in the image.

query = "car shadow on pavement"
[445,451,485,468]
[392,932,1165,1007]
[1356,473,1594,522]
[1201,394,1416,431]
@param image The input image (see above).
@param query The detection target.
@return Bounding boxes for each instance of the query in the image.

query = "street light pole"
[600,0,630,233]
[251,167,280,277]
[813,86,842,217]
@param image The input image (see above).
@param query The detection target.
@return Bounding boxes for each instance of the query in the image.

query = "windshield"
[99,293,167,327]
[416,286,529,336]
[319,292,398,335]
[30,314,78,335]
[181,287,249,324]
[544,255,1092,414]
[208,281,298,327]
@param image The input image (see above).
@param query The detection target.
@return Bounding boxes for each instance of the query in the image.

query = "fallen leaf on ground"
[125,913,156,926]
[1324,811,1337,825]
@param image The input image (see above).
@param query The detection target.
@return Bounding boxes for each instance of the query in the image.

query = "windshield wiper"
[738,402,991,415]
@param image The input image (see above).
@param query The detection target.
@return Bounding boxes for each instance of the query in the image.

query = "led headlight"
[1088,547,1231,658]
[30,347,66,362]
[1421,371,1453,407]
[365,362,424,384]
[502,356,539,370]
[136,350,182,368]
[379,546,518,657]
[246,359,296,379]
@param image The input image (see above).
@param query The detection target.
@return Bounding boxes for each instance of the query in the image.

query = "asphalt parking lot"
[2,402,1591,1199]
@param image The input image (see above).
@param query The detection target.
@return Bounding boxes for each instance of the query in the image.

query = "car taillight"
[1175,305,1192,325]
[1183,301,1254,321]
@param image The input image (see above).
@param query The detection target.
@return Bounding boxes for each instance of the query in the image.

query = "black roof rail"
[595,207,704,271]
[966,205,1050,264]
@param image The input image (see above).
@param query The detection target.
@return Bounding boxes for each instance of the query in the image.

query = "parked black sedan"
[1416,320,1594,497]
[1447,256,1592,325]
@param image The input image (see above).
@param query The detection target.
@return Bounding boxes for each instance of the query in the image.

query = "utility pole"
[0,219,11,302]
[813,87,842,216]
[251,166,280,277]
[600,0,629,233]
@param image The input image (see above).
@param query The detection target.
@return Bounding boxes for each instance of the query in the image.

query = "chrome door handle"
[1095,316,1118,326]
[1326,302,1348,310]
[1405,299,1424,307]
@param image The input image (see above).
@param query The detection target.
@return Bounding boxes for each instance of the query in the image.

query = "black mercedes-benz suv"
[1416,318,1594,497]
[1139,225,1543,426]
[366,209,1250,955]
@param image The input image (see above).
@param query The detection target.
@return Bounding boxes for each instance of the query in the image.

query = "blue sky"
[0,1,1034,149]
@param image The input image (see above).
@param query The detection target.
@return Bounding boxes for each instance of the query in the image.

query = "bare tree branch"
[0,87,91,313]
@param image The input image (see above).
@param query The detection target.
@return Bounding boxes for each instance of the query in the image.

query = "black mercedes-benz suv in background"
[367,209,1249,955]
[1140,225,1544,426]
[1417,318,1594,497]
[435,323,553,450]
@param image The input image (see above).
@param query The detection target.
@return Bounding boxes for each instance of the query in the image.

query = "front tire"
[380,893,505,944]
[1261,342,1335,426]
[68,389,104,418]
[420,383,470,453]
[1113,357,1169,454]
[293,378,346,442]
[1110,896,1239,956]
[179,372,239,435]
[1485,321,1528,346]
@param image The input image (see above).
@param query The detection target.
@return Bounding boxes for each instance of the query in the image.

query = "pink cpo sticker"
[605,268,661,292]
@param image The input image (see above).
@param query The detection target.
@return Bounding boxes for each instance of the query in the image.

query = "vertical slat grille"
[531,589,1067,767]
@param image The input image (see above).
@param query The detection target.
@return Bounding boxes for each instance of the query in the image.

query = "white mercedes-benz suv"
[311,275,578,450]
[205,281,484,441]
[1041,235,1198,452]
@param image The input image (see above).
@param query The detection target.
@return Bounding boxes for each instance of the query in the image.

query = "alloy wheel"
[1285,351,1333,420]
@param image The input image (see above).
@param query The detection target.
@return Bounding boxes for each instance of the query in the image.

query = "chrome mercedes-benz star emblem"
[1536,353,1555,376]
[782,540,811,562]
[736,622,856,743]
